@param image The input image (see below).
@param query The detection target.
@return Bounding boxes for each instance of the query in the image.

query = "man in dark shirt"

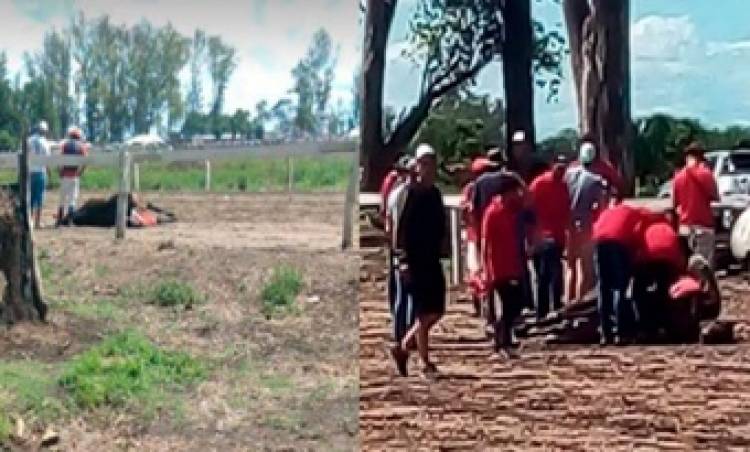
[391,144,446,379]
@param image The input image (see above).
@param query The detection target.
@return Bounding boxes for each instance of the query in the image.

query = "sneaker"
[390,346,408,377]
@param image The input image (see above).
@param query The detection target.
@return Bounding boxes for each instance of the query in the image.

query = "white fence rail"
[5,139,359,246]
[0,140,355,169]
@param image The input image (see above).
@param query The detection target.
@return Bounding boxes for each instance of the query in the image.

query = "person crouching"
[592,202,645,345]
[632,212,686,342]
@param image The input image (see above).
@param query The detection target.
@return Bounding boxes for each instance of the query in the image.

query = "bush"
[260,266,303,316]
[58,331,205,409]
[150,280,203,308]
[0,131,16,152]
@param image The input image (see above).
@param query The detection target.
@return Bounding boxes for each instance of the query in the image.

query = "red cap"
[470,157,497,174]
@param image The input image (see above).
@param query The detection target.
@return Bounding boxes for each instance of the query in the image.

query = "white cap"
[579,142,596,164]
[511,130,526,143]
[415,143,436,160]
[38,120,48,132]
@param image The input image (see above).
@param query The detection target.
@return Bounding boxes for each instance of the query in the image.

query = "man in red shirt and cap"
[529,156,571,320]
[482,183,527,354]
[672,141,719,267]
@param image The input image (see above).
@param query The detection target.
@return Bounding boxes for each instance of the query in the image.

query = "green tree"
[413,91,504,164]
[207,36,237,138]
[291,28,337,136]
[187,29,206,113]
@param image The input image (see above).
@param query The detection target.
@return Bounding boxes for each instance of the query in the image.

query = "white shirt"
[386,181,410,246]
[27,134,50,173]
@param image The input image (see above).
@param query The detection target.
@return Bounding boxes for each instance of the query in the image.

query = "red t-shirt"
[60,139,88,178]
[461,182,478,243]
[673,163,718,228]
[379,170,399,219]
[529,169,571,246]
[590,158,624,195]
[593,204,645,247]
[640,221,685,271]
[482,196,524,283]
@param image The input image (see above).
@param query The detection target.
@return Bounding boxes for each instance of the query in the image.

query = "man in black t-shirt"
[391,144,446,379]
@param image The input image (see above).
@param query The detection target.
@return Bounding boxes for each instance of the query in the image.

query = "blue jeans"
[533,239,563,320]
[595,241,634,340]
[30,171,46,210]
[392,264,414,344]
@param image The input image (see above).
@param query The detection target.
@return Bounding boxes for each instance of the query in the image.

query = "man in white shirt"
[27,121,51,228]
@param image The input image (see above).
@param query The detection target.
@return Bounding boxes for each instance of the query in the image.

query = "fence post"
[204,160,211,192]
[133,162,140,192]
[341,142,359,250]
[287,155,294,194]
[115,150,131,240]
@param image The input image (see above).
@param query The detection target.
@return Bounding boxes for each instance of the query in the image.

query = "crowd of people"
[380,130,722,378]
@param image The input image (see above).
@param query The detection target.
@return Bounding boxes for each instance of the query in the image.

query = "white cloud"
[706,40,750,56]
[631,15,698,62]
[2,0,359,114]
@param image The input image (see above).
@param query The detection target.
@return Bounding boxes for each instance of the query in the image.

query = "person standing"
[672,141,719,267]
[27,121,51,229]
[384,156,414,312]
[391,144,446,379]
[529,156,571,320]
[386,157,416,344]
[577,134,625,199]
[57,126,88,226]
[481,184,527,355]
[462,157,498,316]
[471,150,529,319]
[565,142,608,304]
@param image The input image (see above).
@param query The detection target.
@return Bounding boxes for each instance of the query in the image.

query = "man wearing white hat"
[565,141,608,303]
[27,120,51,229]
[391,143,446,379]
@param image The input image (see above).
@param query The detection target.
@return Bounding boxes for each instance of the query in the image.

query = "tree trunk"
[1,135,47,324]
[360,0,397,192]
[565,0,634,196]
[502,0,536,153]
[563,0,590,132]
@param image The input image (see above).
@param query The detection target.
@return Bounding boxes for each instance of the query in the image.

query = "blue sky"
[384,0,750,138]
[1,0,360,115]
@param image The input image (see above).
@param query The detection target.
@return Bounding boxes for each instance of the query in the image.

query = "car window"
[727,154,750,173]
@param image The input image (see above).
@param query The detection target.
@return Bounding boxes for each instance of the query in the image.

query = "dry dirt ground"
[1,192,358,451]
[360,222,750,451]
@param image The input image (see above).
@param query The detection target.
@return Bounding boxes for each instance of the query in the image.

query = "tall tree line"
[0,14,351,149]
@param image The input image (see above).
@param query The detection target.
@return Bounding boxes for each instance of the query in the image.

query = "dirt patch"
[1,192,357,451]
[359,224,750,450]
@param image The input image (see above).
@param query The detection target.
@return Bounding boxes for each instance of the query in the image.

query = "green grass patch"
[260,266,303,316]
[149,279,203,308]
[0,360,65,426]
[0,412,10,442]
[62,299,124,322]
[58,330,205,410]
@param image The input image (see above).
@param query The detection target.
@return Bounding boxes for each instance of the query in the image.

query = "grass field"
[0,154,352,192]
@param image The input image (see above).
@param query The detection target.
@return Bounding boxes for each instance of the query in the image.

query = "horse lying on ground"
[513,255,732,345]
[59,193,177,228]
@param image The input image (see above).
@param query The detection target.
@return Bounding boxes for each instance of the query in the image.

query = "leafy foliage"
[58,330,205,409]
[261,266,303,316]
[291,29,337,136]
[413,91,504,162]
[150,280,203,308]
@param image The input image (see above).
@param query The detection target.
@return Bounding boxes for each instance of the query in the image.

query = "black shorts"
[409,263,446,317]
